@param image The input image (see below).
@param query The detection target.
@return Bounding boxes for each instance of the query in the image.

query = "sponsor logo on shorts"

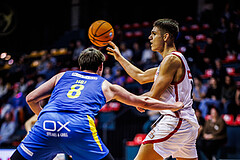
[43,120,71,137]
[148,129,155,139]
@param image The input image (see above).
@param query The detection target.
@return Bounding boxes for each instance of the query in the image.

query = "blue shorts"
[17,112,109,160]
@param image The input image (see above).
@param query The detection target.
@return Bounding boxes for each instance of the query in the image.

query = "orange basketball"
[88,20,114,47]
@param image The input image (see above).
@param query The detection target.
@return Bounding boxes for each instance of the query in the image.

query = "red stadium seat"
[196,34,206,41]
[222,114,235,126]
[202,23,210,30]
[226,67,236,76]
[133,31,143,37]
[235,115,240,125]
[108,102,121,111]
[201,69,214,79]
[190,24,200,31]
[125,31,134,38]
[132,23,141,29]
[223,54,237,63]
[142,21,151,27]
[123,24,131,30]
[126,133,147,146]
[180,26,188,32]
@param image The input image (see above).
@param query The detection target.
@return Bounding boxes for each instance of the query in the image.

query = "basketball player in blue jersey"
[10,48,183,160]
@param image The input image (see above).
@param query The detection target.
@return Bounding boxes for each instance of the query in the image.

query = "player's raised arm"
[26,72,65,115]
[107,41,157,84]
[102,80,183,112]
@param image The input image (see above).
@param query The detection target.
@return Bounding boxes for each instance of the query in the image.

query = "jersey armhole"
[55,71,67,87]
[170,53,186,85]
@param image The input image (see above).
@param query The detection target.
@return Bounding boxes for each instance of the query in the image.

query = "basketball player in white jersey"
[107,19,199,160]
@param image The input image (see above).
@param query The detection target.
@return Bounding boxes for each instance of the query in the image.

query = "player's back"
[39,71,106,118]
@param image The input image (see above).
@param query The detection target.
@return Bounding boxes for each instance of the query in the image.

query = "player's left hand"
[136,107,145,113]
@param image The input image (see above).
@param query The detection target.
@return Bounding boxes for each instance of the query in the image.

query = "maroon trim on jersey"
[174,84,179,101]
[170,52,186,85]
[142,117,182,144]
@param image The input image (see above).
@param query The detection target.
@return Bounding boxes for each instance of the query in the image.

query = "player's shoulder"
[162,54,182,67]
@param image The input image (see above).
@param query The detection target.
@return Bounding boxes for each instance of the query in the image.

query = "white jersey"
[154,51,199,128]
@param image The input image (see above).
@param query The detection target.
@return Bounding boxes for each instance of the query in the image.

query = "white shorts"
[142,115,198,159]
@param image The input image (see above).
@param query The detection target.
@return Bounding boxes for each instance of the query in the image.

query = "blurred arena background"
[0,0,240,159]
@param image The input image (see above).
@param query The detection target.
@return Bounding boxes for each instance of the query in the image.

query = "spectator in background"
[43,61,57,80]
[8,82,27,125]
[195,108,205,138]
[141,42,153,63]
[103,67,114,83]
[199,77,222,118]
[0,103,12,124]
[35,74,46,89]
[204,36,220,64]
[37,54,49,75]
[199,107,227,160]
[184,36,203,76]
[132,42,142,66]
[0,111,17,146]
[235,83,240,111]
[19,76,28,94]
[193,76,208,109]
[221,75,237,114]
[112,69,125,87]
[143,52,160,71]
[120,42,133,61]
[195,108,205,159]
[213,58,227,85]
[72,40,85,64]
[142,110,160,133]
[0,77,10,100]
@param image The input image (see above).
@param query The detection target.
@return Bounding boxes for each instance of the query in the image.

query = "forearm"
[139,96,178,111]
[116,55,145,84]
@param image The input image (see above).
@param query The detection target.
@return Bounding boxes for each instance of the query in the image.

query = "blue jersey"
[40,71,106,118]
[17,71,109,160]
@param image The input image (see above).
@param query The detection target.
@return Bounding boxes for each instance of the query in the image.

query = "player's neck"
[82,70,97,75]
[162,44,176,58]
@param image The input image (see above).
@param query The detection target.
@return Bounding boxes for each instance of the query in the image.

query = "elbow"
[26,93,36,104]
[137,77,148,85]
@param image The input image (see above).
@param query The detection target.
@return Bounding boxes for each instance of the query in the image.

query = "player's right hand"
[172,102,184,111]
[106,41,122,60]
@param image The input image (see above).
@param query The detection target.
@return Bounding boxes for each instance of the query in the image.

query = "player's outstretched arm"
[102,80,183,112]
[107,41,157,84]
[26,72,65,115]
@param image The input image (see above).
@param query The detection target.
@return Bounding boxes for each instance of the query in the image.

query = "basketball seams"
[93,21,106,36]
[94,28,113,37]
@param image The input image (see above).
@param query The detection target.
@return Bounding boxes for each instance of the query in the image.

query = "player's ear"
[163,33,169,42]
[98,63,103,72]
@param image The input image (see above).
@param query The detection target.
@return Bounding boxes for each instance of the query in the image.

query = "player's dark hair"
[78,48,105,72]
[153,18,179,41]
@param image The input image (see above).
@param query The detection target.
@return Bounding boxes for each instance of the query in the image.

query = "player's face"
[149,26,164,52]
